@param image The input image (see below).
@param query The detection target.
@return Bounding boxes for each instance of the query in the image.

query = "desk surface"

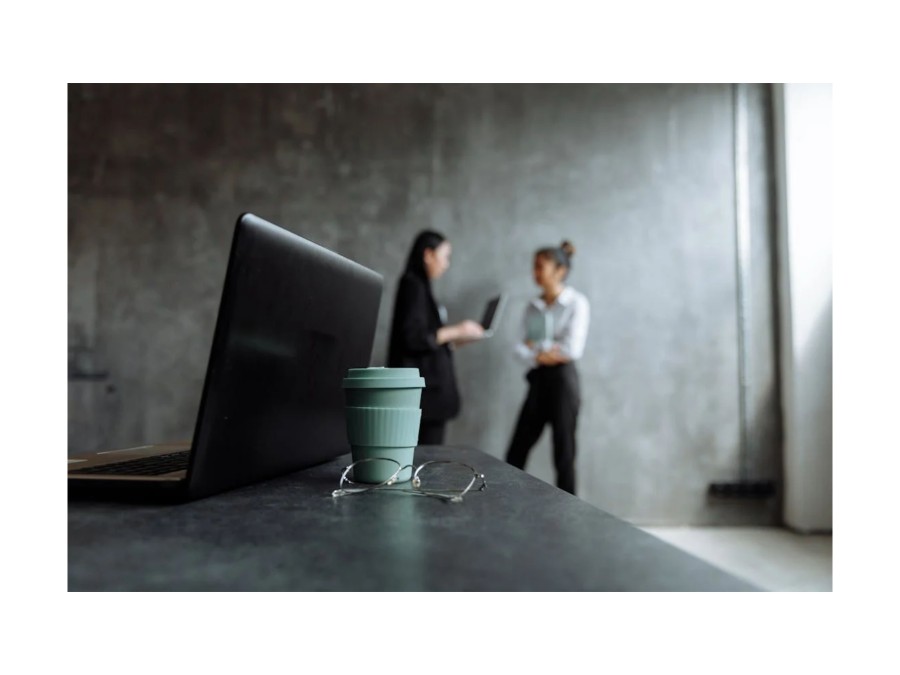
[68,446,758,591]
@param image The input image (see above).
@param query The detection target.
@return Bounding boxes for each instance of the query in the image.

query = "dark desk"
[68,446,758,591]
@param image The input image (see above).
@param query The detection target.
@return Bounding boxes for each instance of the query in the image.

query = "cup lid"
[342,367,426,389]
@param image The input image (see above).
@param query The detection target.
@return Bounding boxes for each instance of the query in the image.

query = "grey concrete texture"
[68,84,783,525]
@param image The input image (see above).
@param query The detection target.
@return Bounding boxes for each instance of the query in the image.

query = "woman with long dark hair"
[505,241,590,495]
[387,231,484,445]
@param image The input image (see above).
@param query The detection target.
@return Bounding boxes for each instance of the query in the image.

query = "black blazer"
[387,271,461,422]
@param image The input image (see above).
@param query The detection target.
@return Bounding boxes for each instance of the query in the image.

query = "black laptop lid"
[185,213,383,500]
[481,296,501,330]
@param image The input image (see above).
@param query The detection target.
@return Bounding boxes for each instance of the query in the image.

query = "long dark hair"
[405,230,447,280]
[536,240,576,278]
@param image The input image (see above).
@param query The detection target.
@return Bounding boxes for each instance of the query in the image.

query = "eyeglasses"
[332,458,487,503]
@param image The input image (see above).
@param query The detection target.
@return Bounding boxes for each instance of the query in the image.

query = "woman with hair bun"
[505,240,590,495]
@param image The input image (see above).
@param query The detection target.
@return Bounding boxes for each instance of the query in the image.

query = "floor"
[640,526,833,592]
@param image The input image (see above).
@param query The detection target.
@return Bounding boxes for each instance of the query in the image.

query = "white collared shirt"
[513,285,591,367]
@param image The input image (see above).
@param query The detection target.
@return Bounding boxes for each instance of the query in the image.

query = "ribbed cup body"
[342,367,426,484]
[345,407,422,446]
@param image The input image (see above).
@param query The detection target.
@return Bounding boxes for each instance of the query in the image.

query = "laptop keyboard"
[69,450,191,476]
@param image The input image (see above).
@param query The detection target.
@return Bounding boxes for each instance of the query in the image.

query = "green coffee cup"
[342,367,426,483]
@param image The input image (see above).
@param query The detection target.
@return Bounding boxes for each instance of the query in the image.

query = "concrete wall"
[68,84,783,525]
[773,83,833,532]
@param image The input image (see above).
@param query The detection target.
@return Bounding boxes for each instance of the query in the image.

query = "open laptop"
[68,213,383,502]
[479,294,506,338]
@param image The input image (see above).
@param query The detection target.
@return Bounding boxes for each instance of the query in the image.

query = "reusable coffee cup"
[342,367,426,484]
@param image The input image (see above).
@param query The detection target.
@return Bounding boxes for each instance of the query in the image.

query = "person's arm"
[513,306,540,367]
[553,294,591,362]
[397,276,482,352]
[397,276,441,354]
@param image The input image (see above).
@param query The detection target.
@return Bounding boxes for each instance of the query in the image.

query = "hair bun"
[560,240,575,258]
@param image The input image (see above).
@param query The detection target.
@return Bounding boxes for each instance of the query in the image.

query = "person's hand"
[536,346,570,366]
[536,351,556,366]
[437,320,484,347]
[455,320,485,342]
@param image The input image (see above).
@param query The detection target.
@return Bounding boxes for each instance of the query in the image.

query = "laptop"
[479,294,506,338]
[68,213,383,502]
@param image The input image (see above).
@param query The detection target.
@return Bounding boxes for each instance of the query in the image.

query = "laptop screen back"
[185,213,383,500]
[481,296,501,331]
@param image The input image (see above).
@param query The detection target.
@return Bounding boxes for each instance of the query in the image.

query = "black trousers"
[418,419,447,445]
[505,363,581,495]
